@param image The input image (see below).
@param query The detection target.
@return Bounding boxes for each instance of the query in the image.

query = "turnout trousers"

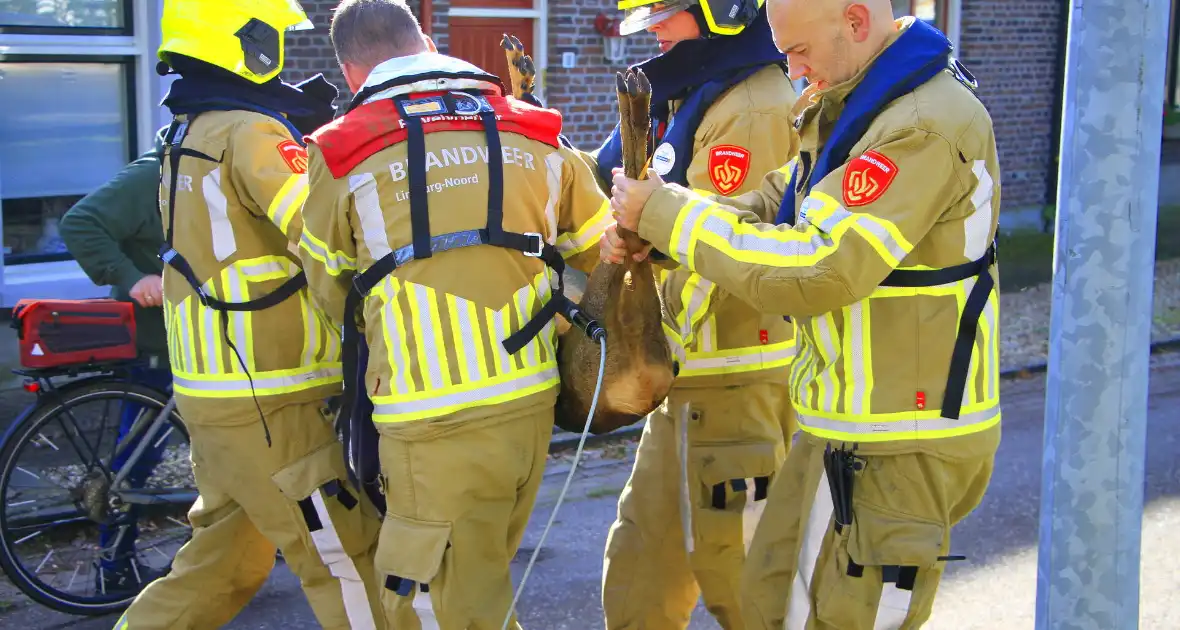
[602,381,796,629]
[372,405,553,629]
[113,399,384,629]
[741,432,996,630]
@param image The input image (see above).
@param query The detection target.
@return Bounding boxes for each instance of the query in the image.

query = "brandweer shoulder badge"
[842,150,898,207]
[708,144,751,195]
[276,139,308,175]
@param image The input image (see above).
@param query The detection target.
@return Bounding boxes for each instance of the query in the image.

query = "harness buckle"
[522,232,544,258]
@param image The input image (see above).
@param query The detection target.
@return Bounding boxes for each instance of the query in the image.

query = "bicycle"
[0,357,196,617]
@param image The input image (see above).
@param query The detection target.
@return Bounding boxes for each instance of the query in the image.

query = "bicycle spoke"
[51,412,104,480]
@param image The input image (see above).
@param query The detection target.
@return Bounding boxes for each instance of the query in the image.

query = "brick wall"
[959,0,1066,211]
[282,1,351,109]
[284,0,656,149]
[543,0,659,150]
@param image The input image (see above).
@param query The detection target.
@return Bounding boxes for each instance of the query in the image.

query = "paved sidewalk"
[2,353,1178,628]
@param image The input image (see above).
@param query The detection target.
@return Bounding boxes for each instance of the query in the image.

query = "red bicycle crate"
[11,298,139,369]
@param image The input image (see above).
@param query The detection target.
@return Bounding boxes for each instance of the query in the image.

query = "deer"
[500,35,676,435]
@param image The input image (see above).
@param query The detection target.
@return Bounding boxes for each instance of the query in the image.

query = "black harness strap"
[158,113,311,448]
[880,242,998,420]
[339,92,600,517]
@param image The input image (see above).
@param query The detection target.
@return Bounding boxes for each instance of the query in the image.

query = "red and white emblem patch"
[276,139,309,175]
[707,144,751,195]
[842,150,898,207]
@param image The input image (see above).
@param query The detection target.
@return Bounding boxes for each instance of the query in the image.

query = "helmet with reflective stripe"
[617,0,763,37]
[158,0,314,84]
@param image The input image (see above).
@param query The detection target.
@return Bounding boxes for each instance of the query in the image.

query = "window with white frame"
[0,0,140,266]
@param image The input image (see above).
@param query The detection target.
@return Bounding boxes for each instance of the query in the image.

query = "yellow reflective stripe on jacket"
[369,269,560,423]
[794,403,1001,442]
[668,191,912,271]
[166,255,342,398]
[789,273,1000,442]
[300,228,358,277]
[267,173,308,235]
[556,199,611,259]
[678,338,796,377]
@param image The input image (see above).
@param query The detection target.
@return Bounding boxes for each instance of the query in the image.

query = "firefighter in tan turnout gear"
[297,1,612,627]
[589,1,799,628]
[607,0,1003,627]
[114,1,385,629]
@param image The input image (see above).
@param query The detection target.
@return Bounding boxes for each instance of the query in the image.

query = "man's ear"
[340,61,367,94]
[846,3,872,43]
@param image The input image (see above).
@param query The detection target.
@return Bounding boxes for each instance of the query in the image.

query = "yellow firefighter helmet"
[158,0,314,84]
[616,0,764,37]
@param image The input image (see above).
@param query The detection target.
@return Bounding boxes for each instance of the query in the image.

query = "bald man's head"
[767,0,898,90]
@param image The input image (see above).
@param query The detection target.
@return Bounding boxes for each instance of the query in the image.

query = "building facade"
[0,0,1169,305]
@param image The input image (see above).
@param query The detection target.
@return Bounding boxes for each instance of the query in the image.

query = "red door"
[448,5,534,91]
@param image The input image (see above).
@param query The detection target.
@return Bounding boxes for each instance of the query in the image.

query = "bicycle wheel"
[0,379,196,616]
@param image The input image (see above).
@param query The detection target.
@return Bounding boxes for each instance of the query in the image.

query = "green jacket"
[60,127,169,360]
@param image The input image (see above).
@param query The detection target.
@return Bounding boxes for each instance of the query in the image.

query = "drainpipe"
[420,0,433,35]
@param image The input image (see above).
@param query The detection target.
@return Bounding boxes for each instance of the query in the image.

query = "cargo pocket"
[815,500,946,628]
[691,441,781,554]
[691,441,781,512]
[374,512,453,627]
[271,439,379,628]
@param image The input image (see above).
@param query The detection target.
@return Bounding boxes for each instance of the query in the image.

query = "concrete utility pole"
[1035,0,1171,628]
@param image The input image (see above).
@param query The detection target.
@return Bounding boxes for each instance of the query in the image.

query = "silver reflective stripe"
[700,214,837,260]
[983,291,999,401]
[785,469,833,629]
[846,303,866,415]
[851,214,909,264]
[412,284,444,390]
[673,199,712,261]
[873,583,915,629]
[796,404,1000,436]
[373,367,557,418]
[698,318,716,352]
[225,266,250,373]
[681,344,796,372]
[543,152,563,245]
[179,303,196,373]
[412,585,441,629]
[558,204,613,257]
[679,275,714,346]
[383,281,412,395]
[308,490,377,629]
[491,308,511,375]
[350,173,392,259]
[515,286,537,367]
[268,174,307,233]
[299,232,355,275]
[963,160,995,261]
[173,366,342,393]
[203,169,237,262]
[202,299,219,374]
[452,295,482,383]
[814,313,841,413]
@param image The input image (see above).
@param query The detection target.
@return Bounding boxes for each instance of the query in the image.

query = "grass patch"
[998,204,1180,292]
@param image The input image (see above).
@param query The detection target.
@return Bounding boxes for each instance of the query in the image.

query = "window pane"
[0,0,126,29]
[891,0,940,27]
[913,0,938,24]
[0,61,133,263]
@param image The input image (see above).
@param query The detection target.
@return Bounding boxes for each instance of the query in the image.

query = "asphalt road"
[3,352,1179,629]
